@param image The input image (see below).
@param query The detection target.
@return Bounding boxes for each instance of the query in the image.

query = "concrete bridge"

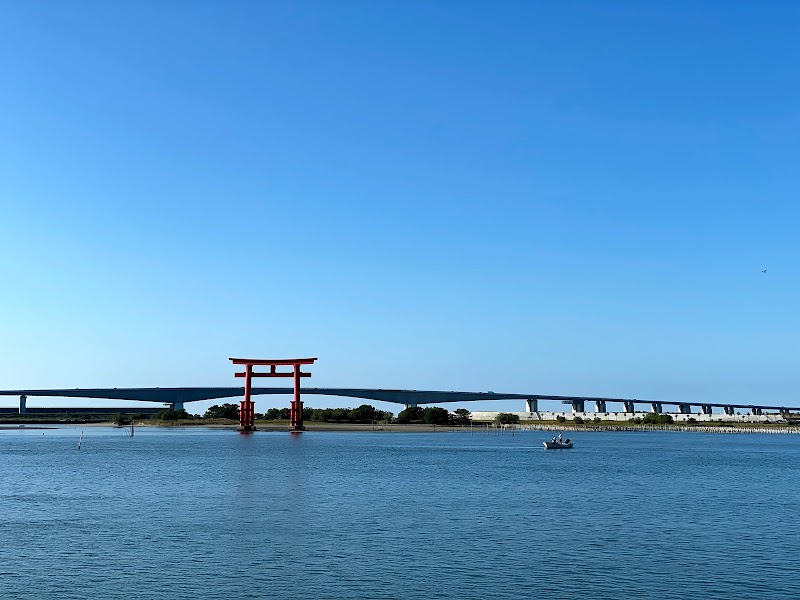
[0,387,797,417]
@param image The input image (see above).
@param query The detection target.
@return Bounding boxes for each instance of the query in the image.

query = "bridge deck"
[0,387,797,412]
[0,407,163,415]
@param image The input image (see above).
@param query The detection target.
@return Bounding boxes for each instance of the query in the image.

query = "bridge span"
[0,387,797,417]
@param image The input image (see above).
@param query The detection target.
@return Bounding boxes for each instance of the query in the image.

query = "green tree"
[396,406,424,423]
[111,413,126,426]
[265,408,281,420]
[556,415,566,423]
[375,410,393,423]
[495,413,520,425]
[642,413,673,425]
[152,409,190,421]
[330,408,350,422]
[573,416,584,424]
[311,408,333,422]
[453,408,472,425]
[422,407,450,425]
[204,403,239,420]
[350,404,377,423]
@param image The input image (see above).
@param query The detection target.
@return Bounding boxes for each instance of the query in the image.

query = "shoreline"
[3,420,799,434]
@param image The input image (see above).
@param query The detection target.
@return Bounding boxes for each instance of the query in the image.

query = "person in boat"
[551,437,557,443]
[558,432,563,443]
[565,438,570,445]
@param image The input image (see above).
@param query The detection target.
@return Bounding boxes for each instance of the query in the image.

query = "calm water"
[1,427,798,599]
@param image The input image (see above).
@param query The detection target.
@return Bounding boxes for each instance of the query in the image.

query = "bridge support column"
[571,400,585,413]
[171,401,184,411]
[751,407,762,416]
[701,405,713,415]
[595,401,606,413]
[679,404,692,414]
[19,395,26,415]
[724,406,735,416]
[525,399,538,412]
[403,403,418,410]
[624,401,635,413]
[651,402,662,414]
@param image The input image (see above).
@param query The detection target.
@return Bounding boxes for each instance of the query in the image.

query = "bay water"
[1,427,798,599]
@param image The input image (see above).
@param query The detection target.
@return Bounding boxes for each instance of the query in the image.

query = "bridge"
[0,387,797,417]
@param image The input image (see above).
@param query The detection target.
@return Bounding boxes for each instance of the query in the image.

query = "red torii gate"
[230,357,318,432]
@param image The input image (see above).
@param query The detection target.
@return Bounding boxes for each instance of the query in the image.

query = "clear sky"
[1,1,797,416]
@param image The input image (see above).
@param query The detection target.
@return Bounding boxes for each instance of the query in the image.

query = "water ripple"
[0,428,798,598]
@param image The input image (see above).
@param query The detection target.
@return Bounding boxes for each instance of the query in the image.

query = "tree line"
[395,406,473,425]
[147,403,475,425]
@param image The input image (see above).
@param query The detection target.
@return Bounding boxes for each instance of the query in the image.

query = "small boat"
[543,440,573,449]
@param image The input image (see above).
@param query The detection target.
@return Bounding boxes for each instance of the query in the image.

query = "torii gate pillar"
[230,357,318,432]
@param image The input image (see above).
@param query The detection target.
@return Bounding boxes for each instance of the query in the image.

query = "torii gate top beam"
[229,357,318,366]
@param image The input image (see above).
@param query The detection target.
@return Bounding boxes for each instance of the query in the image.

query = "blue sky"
[1,1,797,415]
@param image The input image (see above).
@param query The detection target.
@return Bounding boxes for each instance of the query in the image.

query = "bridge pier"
[171,401,185,411]
[19,395,26,415]
[571,400,585,413]
[623,401,635,413]
[595,401,606,413]
[679,404,692,414]
[525,399,538,412]
[751,407,762,416]
[723,406,735,416]
[701,405,713,415]
[650,402,662,414]
[403,403,418,410]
